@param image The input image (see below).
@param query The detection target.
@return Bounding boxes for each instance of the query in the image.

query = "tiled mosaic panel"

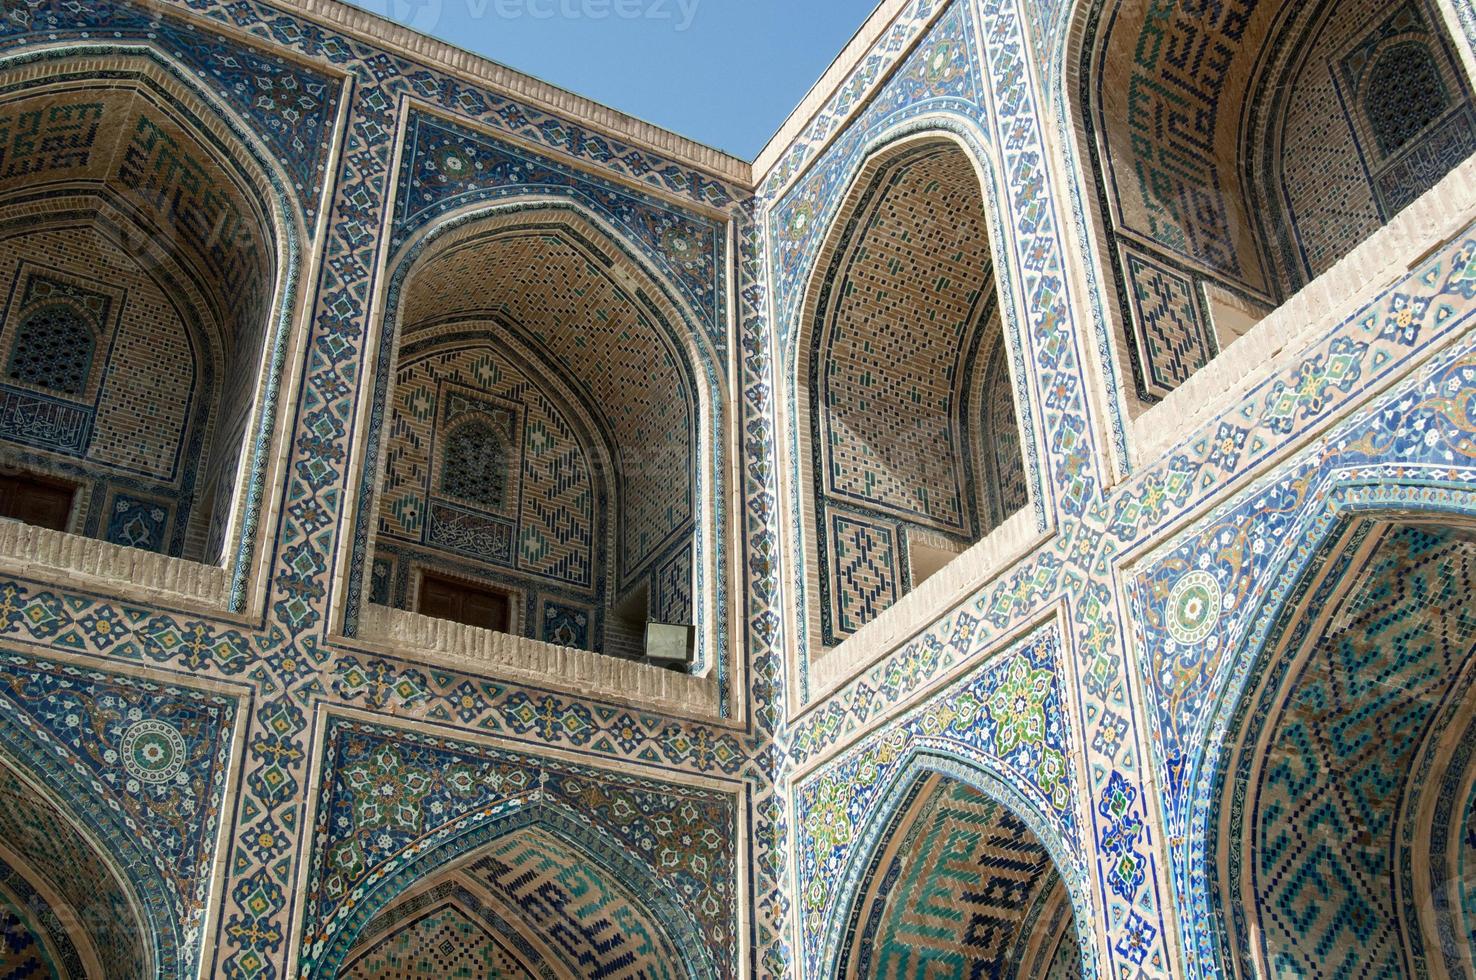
[1217,524,1476,977]
[1123,250,1215,400]
[375,339,602,639]
[0,1,343,224]
[1280,0,1475,278]
[0,4,760,977]
[0,234,195,473]
[1090,0,1271,292]
[0,85,274,365]
[765,3,980,304]
[343,827,697,980]
[828,511,900,638]
[0,83,289,560]
[0,652,239,979]
[6,287,100,398]
[103,492,172,552]
[979,337,1028,524]
[1464,788,1476,962]
[399,228,695,581]
[5,0,1470,974]
[814,145,992,534]
[538,599,591,649]
[656,544,693,625]
[1114,236,1476,977]
[796,628,1084,977]
[302,718,738,979]
[344,882,557,980]
[342,902,537,979]
[0,903,56,980]
[836,774,1078,978]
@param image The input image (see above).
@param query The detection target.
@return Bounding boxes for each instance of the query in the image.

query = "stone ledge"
[0,521,229,607]
[1132,156,1476,469]
[357,603,721,718]
[809,506,1045,698]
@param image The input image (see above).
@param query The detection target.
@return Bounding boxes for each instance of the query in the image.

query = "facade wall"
[0,0,1469,978]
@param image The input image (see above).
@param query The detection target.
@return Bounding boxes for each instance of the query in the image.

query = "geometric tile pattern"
[1216,524,1476,978]
[341,902,540,980]
[0,651,239,979]
[397,226,696,586]
[301,717,736,979]
[1274,0,1476,278]
[837,775,1077,979]
[979,337,1029,526]
[0,66,298,565]
[828,512,899,638]
[1091,0,1264,285]
[0,758,142,979]
[340,822,699,980]
[343,882,556,980]
[463,827,687,979]
[0,904,57,980]
[807,142,1021,643]
[373,336,603,643]
[812,145,993,534]
[797,627,1083,977]
[1123,251,1215,401]
[6,295,98,398]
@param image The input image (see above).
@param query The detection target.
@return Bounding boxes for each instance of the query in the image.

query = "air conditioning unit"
[644,621,694,672]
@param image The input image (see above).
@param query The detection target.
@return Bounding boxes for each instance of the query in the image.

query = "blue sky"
[343,0,878,158]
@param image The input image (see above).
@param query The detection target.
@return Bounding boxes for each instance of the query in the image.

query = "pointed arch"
[1166,485,1476,979]
[0,733,169,977]
[341,196,731,674]
[0,43,307,605]
[308,798,721,980]
[783,122,1041,662]
[812,745,1095,980]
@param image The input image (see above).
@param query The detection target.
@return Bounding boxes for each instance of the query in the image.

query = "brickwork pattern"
[373,336,605,647]
[807,143,1025,644]
[1217,524,1476,977]
[837,774,1078,979]
[401,228,695,582]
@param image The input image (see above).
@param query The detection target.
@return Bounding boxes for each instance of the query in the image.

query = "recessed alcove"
[341,202,727,705]
[0,52,301,606]
[1074,0,1476,415]
[791,135,1035,665]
